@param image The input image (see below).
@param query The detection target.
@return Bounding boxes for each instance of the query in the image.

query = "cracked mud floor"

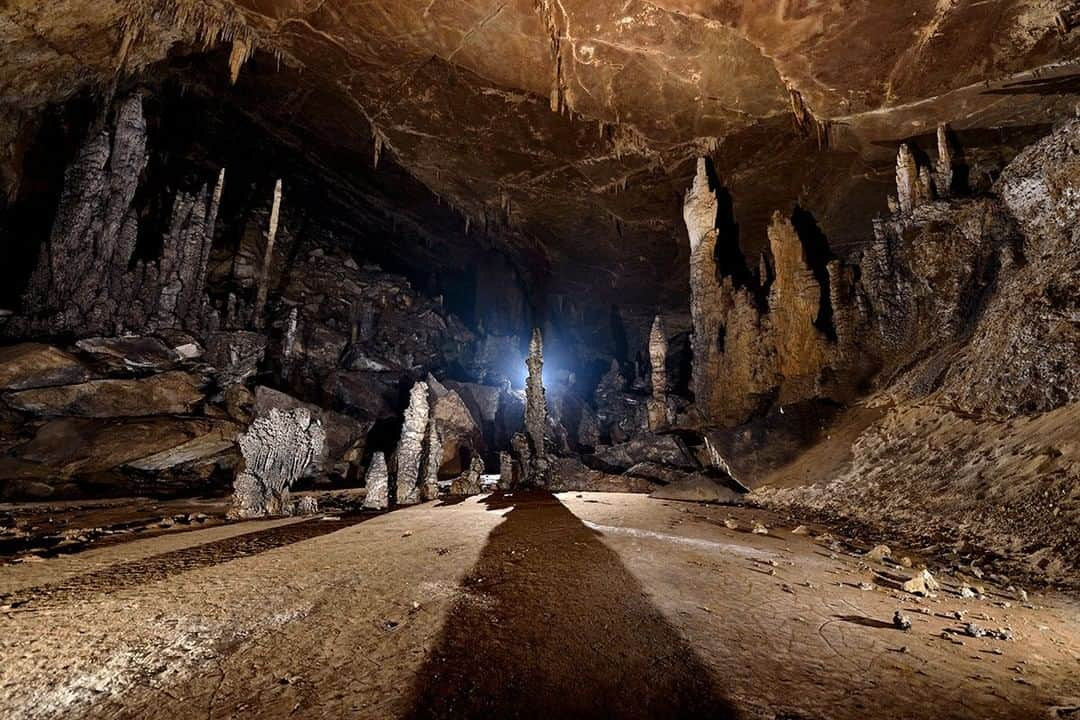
[1,492,1077,720]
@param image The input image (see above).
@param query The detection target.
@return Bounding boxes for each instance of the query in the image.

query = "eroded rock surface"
[228,408,326,519]
[8,96,224,340]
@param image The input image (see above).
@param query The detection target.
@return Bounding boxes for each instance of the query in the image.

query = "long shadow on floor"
[404,490,740,720]
[0,515,372,608]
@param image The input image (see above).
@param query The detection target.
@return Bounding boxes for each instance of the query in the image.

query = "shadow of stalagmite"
[403,491,741,720]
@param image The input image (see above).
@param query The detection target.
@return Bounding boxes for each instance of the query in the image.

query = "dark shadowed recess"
[403,491,740,720]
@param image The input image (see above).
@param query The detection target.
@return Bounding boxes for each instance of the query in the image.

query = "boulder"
[333,370,401,422]
[445,380,501,423]
[547,457,654,493]
[294,496,319,516]
[74,335,181,372]
[0,343,95,390]
[14,417,235,476]
[126,421,241,471]
[224,384,255,423]
[4,371,204,417]
[649,475,744,504]
[592,433,697,472]
[428,376,484,475]
[205,331,267,386]
[449,455,484,496]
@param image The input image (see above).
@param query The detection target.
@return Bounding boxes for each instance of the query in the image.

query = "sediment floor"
[2,492,1077,719]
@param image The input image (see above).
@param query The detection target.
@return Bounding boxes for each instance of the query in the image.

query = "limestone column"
[396,380,429,505]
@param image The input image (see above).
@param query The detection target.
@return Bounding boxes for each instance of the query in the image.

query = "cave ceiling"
[3,0,1080,308]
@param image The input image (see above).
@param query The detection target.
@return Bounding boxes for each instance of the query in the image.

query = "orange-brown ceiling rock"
[2,0,1079,305]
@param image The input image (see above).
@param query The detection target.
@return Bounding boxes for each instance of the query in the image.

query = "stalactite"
[373,129,384,169]
[789,89,830,149]
[534,0,570,114]
[119,0,268,78]
[228,36,253,85]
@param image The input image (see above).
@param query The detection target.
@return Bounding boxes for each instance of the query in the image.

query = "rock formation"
[294,496,319,516]
[511,432,531,487]
[646,315,673,430]
[8,95,224,340]
[228,408,326,519]
[395,380,429,505]
[253,179,282,329]
[426,376,484,476]
[934,125,957,199]
[498,451,513,490]
[420,418,442,501]
[523,327,549,485]
[685,158,724,418]
[450,455,484,496]
[895,144,920,215]
[363,452,389,510]
[765,213,833,403]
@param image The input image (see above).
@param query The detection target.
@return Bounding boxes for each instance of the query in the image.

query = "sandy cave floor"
[0,492,1078,720]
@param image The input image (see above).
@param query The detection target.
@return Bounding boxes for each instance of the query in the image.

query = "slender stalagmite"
[523,327,548,484]
[396,380,429,505]
[254,178,282,328]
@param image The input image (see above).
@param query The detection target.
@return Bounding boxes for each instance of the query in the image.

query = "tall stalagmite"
[396,380,429,505]
[524,327,548,484]
[766,212,832,402]
[647,315,673,430]
[684,158,724,419]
